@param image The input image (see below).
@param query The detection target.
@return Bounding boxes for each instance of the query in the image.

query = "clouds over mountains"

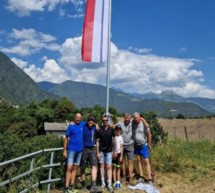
[1,27,213,99]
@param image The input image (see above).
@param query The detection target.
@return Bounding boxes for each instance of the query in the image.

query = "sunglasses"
[102,119,108,122]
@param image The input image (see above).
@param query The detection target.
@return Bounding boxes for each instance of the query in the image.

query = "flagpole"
[106,0,112,116]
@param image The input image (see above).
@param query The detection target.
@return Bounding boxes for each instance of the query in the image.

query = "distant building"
[44,122,68,137]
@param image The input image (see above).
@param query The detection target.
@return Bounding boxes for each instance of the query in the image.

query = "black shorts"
[80,147,98,172]
[112,153,121,168]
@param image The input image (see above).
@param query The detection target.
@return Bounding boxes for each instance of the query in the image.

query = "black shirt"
[96,126,115,153]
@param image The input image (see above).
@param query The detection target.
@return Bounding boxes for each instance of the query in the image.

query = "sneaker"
[90,186,98,193]
[148,179,153,185]
[137,177,144,184]
[108,185,114,193]
[68,188,78,193]
[81,186,88,192]
[96,186,104,192]
[101,182,106,188]
[64,189,70,193]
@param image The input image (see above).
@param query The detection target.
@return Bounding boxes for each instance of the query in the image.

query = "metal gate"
[0,147,64,193]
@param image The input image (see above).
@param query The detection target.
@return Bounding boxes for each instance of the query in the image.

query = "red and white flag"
[82,0,110,63]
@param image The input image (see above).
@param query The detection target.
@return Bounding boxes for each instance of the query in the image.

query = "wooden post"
[197,121,201,139]
[214,125,215,137]
[174,126,177,139]
[184,126,188,140]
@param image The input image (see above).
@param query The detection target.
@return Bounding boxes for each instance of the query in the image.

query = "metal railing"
[0,147,64,193]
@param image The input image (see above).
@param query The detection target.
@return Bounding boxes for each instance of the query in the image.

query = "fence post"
[174,126,177,139]
[213,125,215,137]
[47,152,54,192]
[197,121,201,139]
[30,158,35,171]
[184,126,188,140]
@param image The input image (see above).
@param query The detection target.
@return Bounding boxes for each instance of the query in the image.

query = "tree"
[34,107,54,134]
[140,111,168,144]
[54,97,76,121]
[176,113,186,119]
[0,98,11,109]
[5,119,37,139]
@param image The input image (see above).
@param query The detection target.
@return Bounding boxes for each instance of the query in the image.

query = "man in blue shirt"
[80,116,98,193]
[63,113,84,193]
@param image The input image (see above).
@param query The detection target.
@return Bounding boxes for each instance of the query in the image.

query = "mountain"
[131,90,184,101]
[185,97,215,113]
[37,81,59,91]
[0,52,57,105]
[38,80,211,117]
[130,90,215,113]
[1,51,210,117]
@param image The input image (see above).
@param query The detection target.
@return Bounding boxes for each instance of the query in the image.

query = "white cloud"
[56,36,215,98]
[0,28,60,56]
[128,46,152,54]
[10,28,56,42]
[11,57,28,68]
[68,13,84,19]
[179,47,187,52]
[23,58,70,83]
[6,35,215,98]
[173,82,215,98]
[6,0,84,17]
[6,0,46,17]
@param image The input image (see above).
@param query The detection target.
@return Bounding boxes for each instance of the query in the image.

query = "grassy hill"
[0,52,58,105]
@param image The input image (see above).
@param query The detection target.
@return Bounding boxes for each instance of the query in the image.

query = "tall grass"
[150,140,215,177]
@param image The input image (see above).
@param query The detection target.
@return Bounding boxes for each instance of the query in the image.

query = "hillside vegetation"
[0,52,57,105]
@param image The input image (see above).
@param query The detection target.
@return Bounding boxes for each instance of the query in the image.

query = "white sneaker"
[101,182,106,188]
[108,184,114,193]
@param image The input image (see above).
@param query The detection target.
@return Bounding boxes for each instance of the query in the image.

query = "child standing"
[112,125,124,188]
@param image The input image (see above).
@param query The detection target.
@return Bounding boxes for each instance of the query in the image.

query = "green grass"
[150,140,215,176]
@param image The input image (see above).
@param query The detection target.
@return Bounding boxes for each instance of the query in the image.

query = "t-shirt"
[96,126,115,153]
[83,123,97,148]
[115,135,124,153]
[133,121,149,145]
[118,121,133,145]
[66,121,85,152]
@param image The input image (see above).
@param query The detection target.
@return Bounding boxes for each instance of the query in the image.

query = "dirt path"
[50,172,215,193]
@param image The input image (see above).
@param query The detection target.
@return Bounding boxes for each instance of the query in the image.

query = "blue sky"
[0,0,215,98]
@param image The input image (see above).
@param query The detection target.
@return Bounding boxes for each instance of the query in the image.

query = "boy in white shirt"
[112,125,124,188]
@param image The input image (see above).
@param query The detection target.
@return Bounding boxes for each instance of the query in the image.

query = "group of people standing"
[63,112,153,193]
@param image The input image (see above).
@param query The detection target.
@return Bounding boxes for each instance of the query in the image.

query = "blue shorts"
[99,152,112,165]
[134,144,149,159]
[67,151,82,165]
